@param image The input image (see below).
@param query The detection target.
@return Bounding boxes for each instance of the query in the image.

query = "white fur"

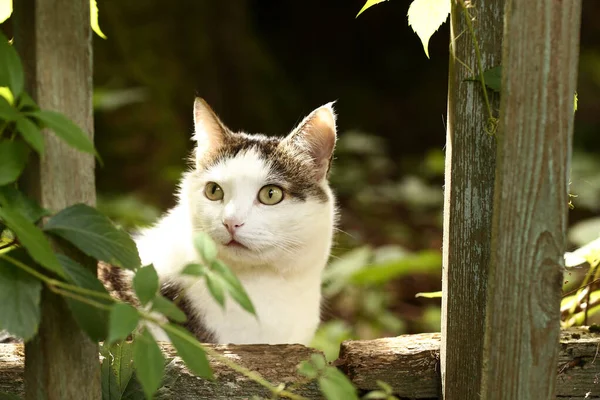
[134,147,335,344]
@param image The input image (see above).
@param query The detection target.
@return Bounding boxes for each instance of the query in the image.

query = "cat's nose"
[222,219,244,235]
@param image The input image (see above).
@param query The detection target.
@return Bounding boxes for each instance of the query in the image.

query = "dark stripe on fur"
[199,133,329,203]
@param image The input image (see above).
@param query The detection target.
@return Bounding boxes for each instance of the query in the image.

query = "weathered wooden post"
[441,1,504,398]
[480,1,582,399]
[13,0,100,398]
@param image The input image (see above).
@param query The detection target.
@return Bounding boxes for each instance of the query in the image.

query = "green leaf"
[0,31,24,98]
[205,271,226,308]
[211,260,256,316]
[90,0,107,39]
[132,264,158,306]
[0,206,65,277]
[465,65,502,93]
[132,329,165,400]
[60,254,112,341]
[26,110,98,158]
[181,262,206,277]
[108,303,139,344]
[297,360,318,379]
[0,140,30,186]
[0,0,12,24]
[362,391,389,400]
[407,0,450,58]
[16,116,45,155]
[350,250,441,285]
[376,380,393,394]
[0,254,42,340]
[318,367,359,400]
[356,0,388,18]
[0,92,18,119]
[166,324,213,379]
[415,290,442,298]
[17,93,39,112]
[44,204,141,270]
[0,185,50,223]
[151,295,186,323]
[101,340,135,398]
[193,232,218,263]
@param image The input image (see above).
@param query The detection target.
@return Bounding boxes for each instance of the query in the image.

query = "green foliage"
[0,206,65,278]
[299,354,359,400]
[465,65,502,93]
[166,325,213,380]
[26,110,100,160]
[0,32,24,99]
[0,141,29,185]
[101,341,136,399]
[150,296,186,323]
[44,204,141,270]
[132,264,159,305]
[90,0,107,39]
[108,303,140,344]
[60,254,112,341]
[362,381,399,400]
[0,185,49,223]
[407,0,450,58]
[16,116,45,155]
[132,329,166,399]
[194,231,218,264]
[0,255,42,340]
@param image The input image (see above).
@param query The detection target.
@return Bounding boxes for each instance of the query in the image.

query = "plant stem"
[457,0,497,134]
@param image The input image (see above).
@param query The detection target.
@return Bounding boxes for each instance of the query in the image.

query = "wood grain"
[13,0,99,399]
[442,1,504,398]
[481,1,583,399]
[2,328,600,399]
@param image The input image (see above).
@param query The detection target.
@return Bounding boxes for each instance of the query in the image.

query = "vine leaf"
[107,303,139,344]
[16,116,45,155]
[132,329,165,400]
[0,31,24,99]
[0,141,30,186]
[166,324,213,380]
[407,0,450,58]
[0,254,42,341]
[151,296,187,323]
[356,0,388,18]
[465,65,502,93]
[44,204,141,270]
[132,264,159,306]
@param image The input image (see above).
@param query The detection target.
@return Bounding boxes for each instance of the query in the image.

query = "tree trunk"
[480,1,582,398]
[441,0,504,398]
[13,0,100,398]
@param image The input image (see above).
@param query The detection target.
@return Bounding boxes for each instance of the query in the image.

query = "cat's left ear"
[193,97,231,164]
[284,102,337,181]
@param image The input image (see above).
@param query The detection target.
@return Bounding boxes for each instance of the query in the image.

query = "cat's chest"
[184,273,322,345]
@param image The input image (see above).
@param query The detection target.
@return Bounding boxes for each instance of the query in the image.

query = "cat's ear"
[193,97,230,159]
[284,102,337,180]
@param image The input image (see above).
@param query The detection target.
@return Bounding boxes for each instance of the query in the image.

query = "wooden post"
[441,1,504,398]
[481,1,582,399]
[13,0,100,398]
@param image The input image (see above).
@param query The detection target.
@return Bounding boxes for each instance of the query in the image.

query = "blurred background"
[17,1,600,357]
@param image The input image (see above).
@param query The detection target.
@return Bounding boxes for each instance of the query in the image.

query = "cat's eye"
[258,185,284,205]
[204,182,224,201]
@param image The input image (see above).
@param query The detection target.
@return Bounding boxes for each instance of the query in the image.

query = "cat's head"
[183,98,337,271]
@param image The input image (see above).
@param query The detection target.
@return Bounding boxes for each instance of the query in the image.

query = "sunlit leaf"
[407,0,450,58]
[205,271,226,308]
[0,141,29,185]
[350,250,441,285]
[132,264,158,305]
[415,291,442,298]
[166,324,213,379]
[574,92,578,113]
[108,303,139,344]
[356,0,388,18]
[181,262,206,277]
[44,204,141,270]
[0,86,13,106]
[132,329,165,400]
[0,0,12,24]
[90,0,107,39]
[318,366,359,400]
[211,260,256,316]
[0,254,42,340]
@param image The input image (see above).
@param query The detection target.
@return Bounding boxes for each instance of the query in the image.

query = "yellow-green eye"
[258,185,284,205]
[204,182,224,201]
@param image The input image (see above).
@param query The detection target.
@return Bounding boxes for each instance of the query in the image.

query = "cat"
[101,98,338,345]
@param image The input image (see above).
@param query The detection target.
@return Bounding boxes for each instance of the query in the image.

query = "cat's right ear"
[193,98,230,160]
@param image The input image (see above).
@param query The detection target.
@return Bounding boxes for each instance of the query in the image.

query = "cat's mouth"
[225,239,248,250]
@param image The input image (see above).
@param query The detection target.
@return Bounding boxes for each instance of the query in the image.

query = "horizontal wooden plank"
[1,328,599,399]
